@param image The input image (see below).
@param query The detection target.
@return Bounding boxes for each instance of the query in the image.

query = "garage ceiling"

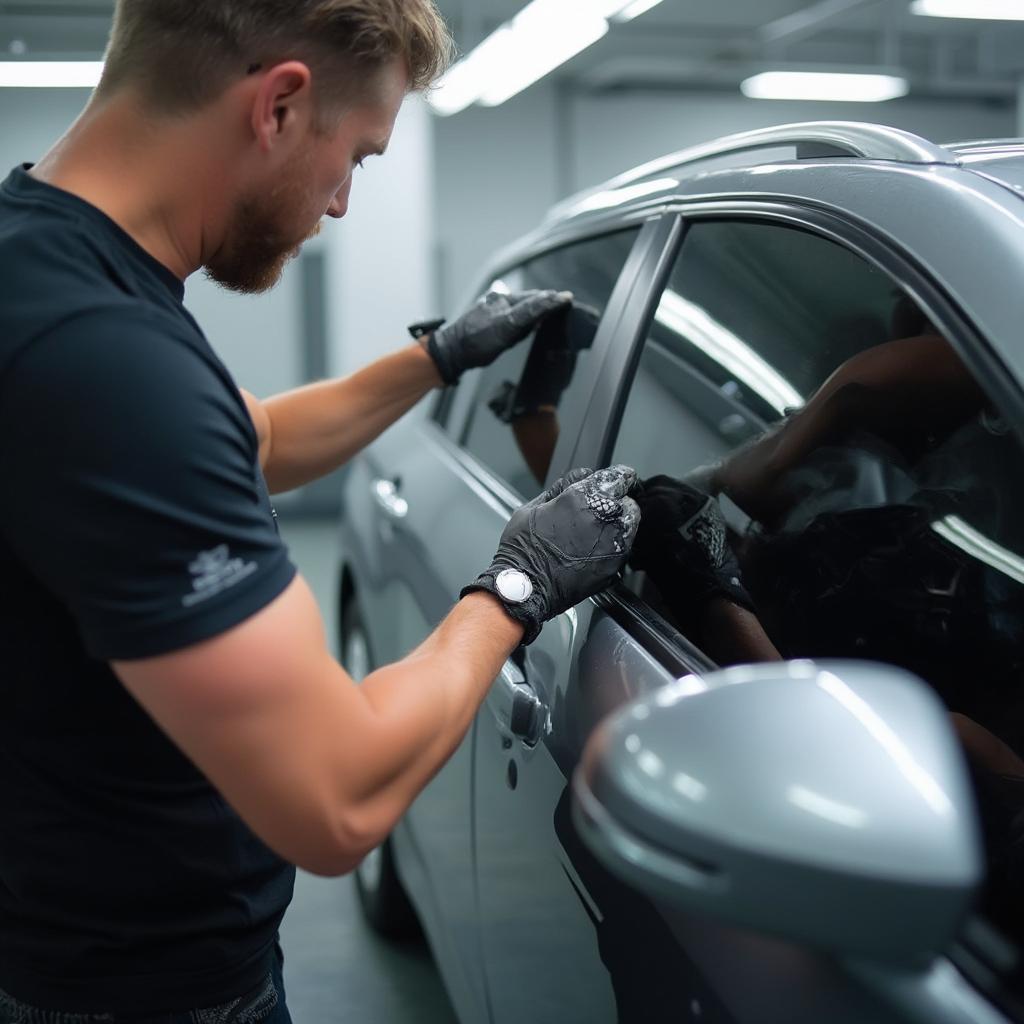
[2,0,1022,102]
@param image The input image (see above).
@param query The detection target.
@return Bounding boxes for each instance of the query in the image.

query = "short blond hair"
[99,0,453,114]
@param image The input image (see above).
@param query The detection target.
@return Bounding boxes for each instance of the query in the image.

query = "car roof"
[540,121,1024,231]
[944,139,1024,198]
[480,120,1024,408]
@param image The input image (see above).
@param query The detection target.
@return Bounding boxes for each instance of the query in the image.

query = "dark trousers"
[0,945,291,1024]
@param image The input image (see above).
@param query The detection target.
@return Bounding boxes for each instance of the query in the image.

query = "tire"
[340,592,421,941]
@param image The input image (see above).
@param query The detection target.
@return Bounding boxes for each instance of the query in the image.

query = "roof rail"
[943,138,1024,154]
[602,121,956,192]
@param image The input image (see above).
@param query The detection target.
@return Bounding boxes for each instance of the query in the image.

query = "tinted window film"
[611,218,1024,950]
[458,229,640,500]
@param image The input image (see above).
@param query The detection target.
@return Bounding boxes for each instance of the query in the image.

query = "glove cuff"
[460,567,547,646]
[426,330,459,385]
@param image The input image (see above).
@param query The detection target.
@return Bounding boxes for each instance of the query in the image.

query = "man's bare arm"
[243,342,441,494]
[240,289,573,494]
[113,578,521,877]
[110,464,640,879]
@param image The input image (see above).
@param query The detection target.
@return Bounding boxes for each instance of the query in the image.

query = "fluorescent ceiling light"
[0,61,103,88]
[479,6,607,107]
[605,0,666,22]
[427,28,516,116]
[429,0,650,116]
[741,71,908,102]
[910,0,1024,19]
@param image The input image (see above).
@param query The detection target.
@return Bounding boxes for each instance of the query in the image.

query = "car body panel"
[337,126,1024,1024]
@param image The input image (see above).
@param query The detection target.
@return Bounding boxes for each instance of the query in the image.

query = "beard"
[205,148,323,295]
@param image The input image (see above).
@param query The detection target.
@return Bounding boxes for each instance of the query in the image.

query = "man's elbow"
[288,801,395,878]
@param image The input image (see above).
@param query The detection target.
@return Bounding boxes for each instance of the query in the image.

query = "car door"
[470,211,737,1024]
[368,222,646,1022]
[587,208,1024,1023]
[474,204,1024,1024]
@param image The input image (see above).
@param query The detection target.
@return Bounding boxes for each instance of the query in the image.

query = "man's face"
[206,59,407,294]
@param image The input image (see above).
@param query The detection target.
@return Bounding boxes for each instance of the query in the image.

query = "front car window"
[610,218,1024,959]
[453,228,640,500]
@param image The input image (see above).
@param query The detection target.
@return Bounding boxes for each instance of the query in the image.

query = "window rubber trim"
[592,584,716,678]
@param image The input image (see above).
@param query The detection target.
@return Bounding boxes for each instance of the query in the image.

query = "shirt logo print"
[182,544,258,607]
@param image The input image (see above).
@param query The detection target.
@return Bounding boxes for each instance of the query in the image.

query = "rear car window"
[610,217,1024,961]
[453,228,640,500]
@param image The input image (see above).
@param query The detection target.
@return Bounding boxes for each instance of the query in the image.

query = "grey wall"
[324,95,436,377]
[433,86,1017,313]
[434,82,564,313]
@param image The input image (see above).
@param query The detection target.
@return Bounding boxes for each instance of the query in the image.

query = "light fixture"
[605,0,666,23]
[0,61,103,88]
[910,0,1024,19]
[426,28,516,116]
[741,70,909,102]
[478,5,608,107]
[429,0,663,116]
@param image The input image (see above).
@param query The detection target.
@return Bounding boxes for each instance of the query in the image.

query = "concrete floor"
[277,517,458,1024]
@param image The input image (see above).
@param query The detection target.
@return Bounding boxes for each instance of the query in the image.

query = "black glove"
[421,289,572,385]
[463,465,640,645]
[486,301,601,424]
[630,476,754,619]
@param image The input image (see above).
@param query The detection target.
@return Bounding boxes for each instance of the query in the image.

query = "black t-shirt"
[0,165,298,1014]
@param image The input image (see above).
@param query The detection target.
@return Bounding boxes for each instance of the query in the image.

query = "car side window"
[610,217,1024,953]
[455,229,640,500]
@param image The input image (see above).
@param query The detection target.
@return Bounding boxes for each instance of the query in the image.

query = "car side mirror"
[572,660,983,962]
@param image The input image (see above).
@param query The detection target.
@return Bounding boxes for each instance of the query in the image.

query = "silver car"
[337,121,1024,1024]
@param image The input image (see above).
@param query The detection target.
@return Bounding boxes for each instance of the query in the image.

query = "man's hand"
[463,465,641,644]
[486,300,602,424]
[630,476,754,617]
[424,289,572,385]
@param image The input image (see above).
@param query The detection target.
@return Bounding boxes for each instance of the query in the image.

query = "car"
[335,120,1024,1024]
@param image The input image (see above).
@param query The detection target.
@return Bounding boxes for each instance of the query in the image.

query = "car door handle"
[488,659,549,748]
[371,478,408,519]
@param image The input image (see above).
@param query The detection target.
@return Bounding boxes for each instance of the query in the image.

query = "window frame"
[430,215,671,503]
[571,199,1024,673]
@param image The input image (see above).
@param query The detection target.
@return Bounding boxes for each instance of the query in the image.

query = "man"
[0,1,640,1020]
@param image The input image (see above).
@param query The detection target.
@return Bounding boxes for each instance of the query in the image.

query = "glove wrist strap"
[460,569,546,646]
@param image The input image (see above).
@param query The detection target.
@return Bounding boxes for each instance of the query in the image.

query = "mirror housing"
[572,660,982,961]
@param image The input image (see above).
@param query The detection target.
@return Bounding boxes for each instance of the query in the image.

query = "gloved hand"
[630,475,754,618]
[487,301,602,424]
[422,289,573,385]
[463,465,640,645]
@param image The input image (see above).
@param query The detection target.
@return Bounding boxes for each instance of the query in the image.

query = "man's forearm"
[347,592,523,843]
[261,341,442,494]
[699,598,782,666]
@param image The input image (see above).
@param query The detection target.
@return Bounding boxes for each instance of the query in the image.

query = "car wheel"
[340,592,421,941]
